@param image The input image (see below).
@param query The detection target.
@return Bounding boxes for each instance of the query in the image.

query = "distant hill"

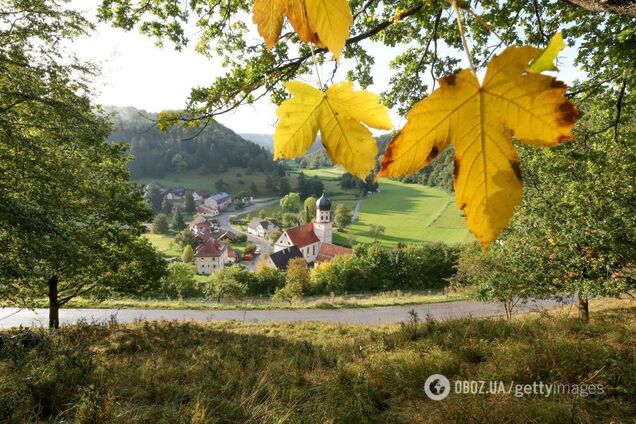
[105,106,279,180]
[239,133,325,154]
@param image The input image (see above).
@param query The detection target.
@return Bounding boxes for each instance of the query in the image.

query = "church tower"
[313,192,333,244]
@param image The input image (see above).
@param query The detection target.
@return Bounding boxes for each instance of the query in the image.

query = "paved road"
[216,198,279,269]
[0,298,573,328]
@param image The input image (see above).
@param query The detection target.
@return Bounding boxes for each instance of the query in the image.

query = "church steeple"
[315,192,332,223]
[314,192,332,244]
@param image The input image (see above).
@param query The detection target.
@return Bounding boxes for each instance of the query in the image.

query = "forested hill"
[105,106,277,179]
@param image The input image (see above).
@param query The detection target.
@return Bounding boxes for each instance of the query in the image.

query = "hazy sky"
[68,1,586,134]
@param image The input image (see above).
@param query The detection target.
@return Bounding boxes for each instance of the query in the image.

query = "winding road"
[0,298,573,328]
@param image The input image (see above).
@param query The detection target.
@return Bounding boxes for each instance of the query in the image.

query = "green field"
[335,178,473,247]
[143,233,182,257]
[135,167,284,197]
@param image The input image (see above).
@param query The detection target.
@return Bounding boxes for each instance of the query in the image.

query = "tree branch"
[562,0,636,16]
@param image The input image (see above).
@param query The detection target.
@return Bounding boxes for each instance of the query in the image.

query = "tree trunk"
[563,0,636,16]
[578,294,590,322]
[48,276,60,329]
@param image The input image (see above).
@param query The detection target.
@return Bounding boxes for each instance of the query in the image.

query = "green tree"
[184,191,196,213]
[215,179,228,192]
[172,208,187,231]
[278,176,291,196]
[206,266,249,302]
[334,204,353,230]
[148,186,163,213]
[273,258,309,304]
[182,245,194,263]
[153,214,170,234]
[497,87,636,320]
[250,182,258,196]
[369,225,386,242]
[161,197,172,214]
[301,196,317,224]
[175,229,198,249]
[280,193,301,213]
[164,263,199,299]
[258,209,267,219]
[0,0,166,328]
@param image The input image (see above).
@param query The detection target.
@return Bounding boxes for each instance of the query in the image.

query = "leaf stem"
[310,44,324,91]
[451,0,475,73]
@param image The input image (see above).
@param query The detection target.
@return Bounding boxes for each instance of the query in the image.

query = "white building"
[247,218,279,238]
[194,238,228,275]
[272,193,348,266]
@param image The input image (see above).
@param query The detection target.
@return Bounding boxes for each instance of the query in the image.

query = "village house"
[270,193,351,269]
[190,215,219,235]
[211,192,232,210]
[194,237,229,275]
[192,190,212,204]
[166,187,186,200]
[247,217,279,238]
[196,204,219,218]
[144,182,166,196]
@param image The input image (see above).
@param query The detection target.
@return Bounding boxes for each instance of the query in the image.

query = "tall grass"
[1,300,635,423]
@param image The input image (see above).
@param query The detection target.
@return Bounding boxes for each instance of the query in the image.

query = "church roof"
[286,223,319,248]
[269,246,305,270]
[315,243,352,263]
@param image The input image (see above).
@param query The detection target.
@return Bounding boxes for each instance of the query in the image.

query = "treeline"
[154,242,460,301]
[106,106,279,179]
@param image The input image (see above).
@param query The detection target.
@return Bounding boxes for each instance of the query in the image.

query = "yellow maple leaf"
[377,46,578,248]
[305,0,352,60]
[253,0,348,58]
[252,0,288,50]
[274,81,392,179]
[529,32,566,73]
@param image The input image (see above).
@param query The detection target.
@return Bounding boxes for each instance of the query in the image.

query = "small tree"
[172,208,187,231]
[244,244,258,255]
[273,258,308,304]
[280,192,301,213]
[301,196,317,224]
[164,262,199,299]
[334,204,353,230]
[206,266,248,303]
[161,197,172,214]
[215,179,228,192]
[182,245,194,263]
[184,191,196,213]
[250,182,258,196]
[258,209,267,219]
[369,225,385,242]
[148,186,163,213]
[153,214,170,234]
[278,176,291,196]
[175,229,198,249]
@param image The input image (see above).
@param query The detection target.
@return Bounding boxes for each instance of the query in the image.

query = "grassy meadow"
[336,178,472,247]
[1,298,634,423]
[135,167,284,197]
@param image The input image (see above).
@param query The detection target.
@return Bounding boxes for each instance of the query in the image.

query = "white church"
[270,193,351,269]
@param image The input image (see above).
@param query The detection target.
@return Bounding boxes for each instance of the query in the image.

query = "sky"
[67,1,586,135]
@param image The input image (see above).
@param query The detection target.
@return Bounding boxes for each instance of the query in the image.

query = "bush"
[244,244,258,255]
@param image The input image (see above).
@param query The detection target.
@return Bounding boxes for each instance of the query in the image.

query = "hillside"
[2,298,634,422]
[106,107,279,181]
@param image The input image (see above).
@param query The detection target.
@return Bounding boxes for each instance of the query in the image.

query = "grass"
[135,167,289,197]
[335,178,473,247]
[143,233,182,257]
[1,297,634,423]
[26,290,473,311]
